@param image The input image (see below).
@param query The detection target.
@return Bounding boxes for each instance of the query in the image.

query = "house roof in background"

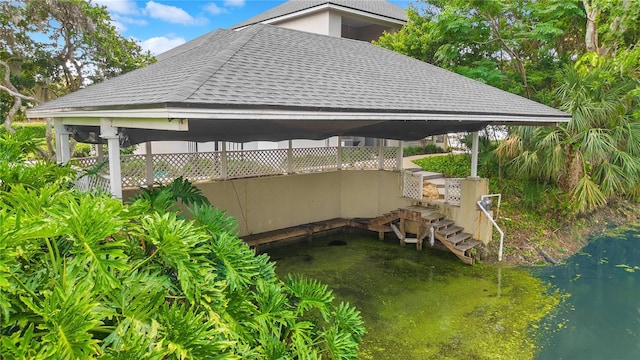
[29,24,570,142]
[231,0,408,29]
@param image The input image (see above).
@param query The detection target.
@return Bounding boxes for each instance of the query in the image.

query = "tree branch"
[0,60,41,103]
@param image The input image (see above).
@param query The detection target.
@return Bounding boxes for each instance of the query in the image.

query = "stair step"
[456,239,482,252]
[414,171,444,180]
[438,226,463,237]
[422,211,445,221]
[446,232,472,245]
[431,219,454,228]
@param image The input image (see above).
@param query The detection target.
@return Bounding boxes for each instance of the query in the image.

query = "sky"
[92,0,412,55]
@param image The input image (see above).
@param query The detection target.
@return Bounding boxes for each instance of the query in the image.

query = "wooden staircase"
[394,205,482,265]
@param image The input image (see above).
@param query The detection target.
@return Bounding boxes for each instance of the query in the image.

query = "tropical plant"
[496,56,640,213]
[0,134,366,358]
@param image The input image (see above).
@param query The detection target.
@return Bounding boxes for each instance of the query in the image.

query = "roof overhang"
[29,106,569,124]
[28,105,570,145]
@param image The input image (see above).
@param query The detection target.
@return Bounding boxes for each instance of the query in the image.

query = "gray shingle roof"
[33,24,569,122]
[231,0,407,29]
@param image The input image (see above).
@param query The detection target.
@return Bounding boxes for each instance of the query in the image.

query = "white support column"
[221,141,228,180]
[378,138,385,170]
[471,131,479,178]
[145,142,154,186]
[53,118,71,164]
[100,119,122,199]
[397,141,404,170]
[337,136,343,170]
[287,139,293,174]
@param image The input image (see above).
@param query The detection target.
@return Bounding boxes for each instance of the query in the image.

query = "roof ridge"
[169,26,264,102]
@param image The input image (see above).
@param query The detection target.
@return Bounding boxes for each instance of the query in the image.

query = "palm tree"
[496,56,640,213]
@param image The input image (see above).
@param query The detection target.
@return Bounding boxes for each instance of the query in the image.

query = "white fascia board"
[30,109,188,131]
[165,108,570,124]
[29,107,570,127]
[235,3,405,31]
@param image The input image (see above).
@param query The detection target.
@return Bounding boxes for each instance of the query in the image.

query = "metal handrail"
[477,194,505,261]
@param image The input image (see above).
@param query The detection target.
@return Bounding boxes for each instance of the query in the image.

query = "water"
[535,225,640,360]
[266,233,560,359]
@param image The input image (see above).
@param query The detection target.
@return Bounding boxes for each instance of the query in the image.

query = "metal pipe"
[477,199,505,261]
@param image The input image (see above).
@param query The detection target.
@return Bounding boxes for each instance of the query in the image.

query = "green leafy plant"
[0,151,366,359]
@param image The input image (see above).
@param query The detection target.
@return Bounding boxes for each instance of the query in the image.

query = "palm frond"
[571,175,608,213]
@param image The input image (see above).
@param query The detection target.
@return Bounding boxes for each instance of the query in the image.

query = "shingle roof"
[231,0,408,29]
[33,24,569,121]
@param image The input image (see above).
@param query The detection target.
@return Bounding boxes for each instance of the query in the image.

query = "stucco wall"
[273,10,341,36]
[127,170,410,237]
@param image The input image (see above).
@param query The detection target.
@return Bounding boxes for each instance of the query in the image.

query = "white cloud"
[115,15,148,26]
[110,15,148,33]
[139,36,186,55]
[204,3,228,15]
[144,1,208,25]
[93,0,139,15]
[224,0,245,7]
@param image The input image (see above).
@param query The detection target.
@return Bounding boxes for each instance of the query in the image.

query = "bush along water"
[0,132,365,359]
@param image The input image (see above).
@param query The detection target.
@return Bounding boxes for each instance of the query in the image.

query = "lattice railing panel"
[81,146,403,189]
[445,178,463,206]
[226,149,287,179]
[71,156,99,168]
[292,147,338,172]
[153,152,220,184]
[382,147,400,169]
[75,173,111,194]
[403,171,423,200]
[120,154,147,187]
[342,147,379,169]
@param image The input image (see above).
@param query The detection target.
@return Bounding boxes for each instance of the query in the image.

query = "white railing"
[478,194,504,261]
[444,178,463,205]
[72,146,400,189]
[75,173,111,194]
[402,171,423,200]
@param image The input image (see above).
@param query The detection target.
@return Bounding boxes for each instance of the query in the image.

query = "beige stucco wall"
[273,10,341,37]
[148,170,411,237]
[122,171,491,243]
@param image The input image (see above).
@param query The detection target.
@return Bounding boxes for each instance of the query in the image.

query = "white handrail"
[477,194,505,261]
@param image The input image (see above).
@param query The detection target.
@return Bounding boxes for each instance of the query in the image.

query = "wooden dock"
[241,205,481,265]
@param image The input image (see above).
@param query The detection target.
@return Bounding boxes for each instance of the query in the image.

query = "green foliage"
[413,154,471,178]
[403,144,446,156]
[0,122,47,138]
[379,0,640,215]
[134,176,210,213]
[497,56,640,214]
[0,155,366,358]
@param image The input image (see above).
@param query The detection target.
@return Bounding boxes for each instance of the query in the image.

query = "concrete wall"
[123,170,411,237]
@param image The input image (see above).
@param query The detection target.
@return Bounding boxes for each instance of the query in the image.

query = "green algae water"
[534,224,640,360]
[265,233,560,359]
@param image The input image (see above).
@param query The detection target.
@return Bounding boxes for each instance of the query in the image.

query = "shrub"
[403,144,447,156]
[413,153,471,177]
[0,134,366,359]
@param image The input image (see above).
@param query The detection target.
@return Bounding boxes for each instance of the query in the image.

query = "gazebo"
[28,24,570,245]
